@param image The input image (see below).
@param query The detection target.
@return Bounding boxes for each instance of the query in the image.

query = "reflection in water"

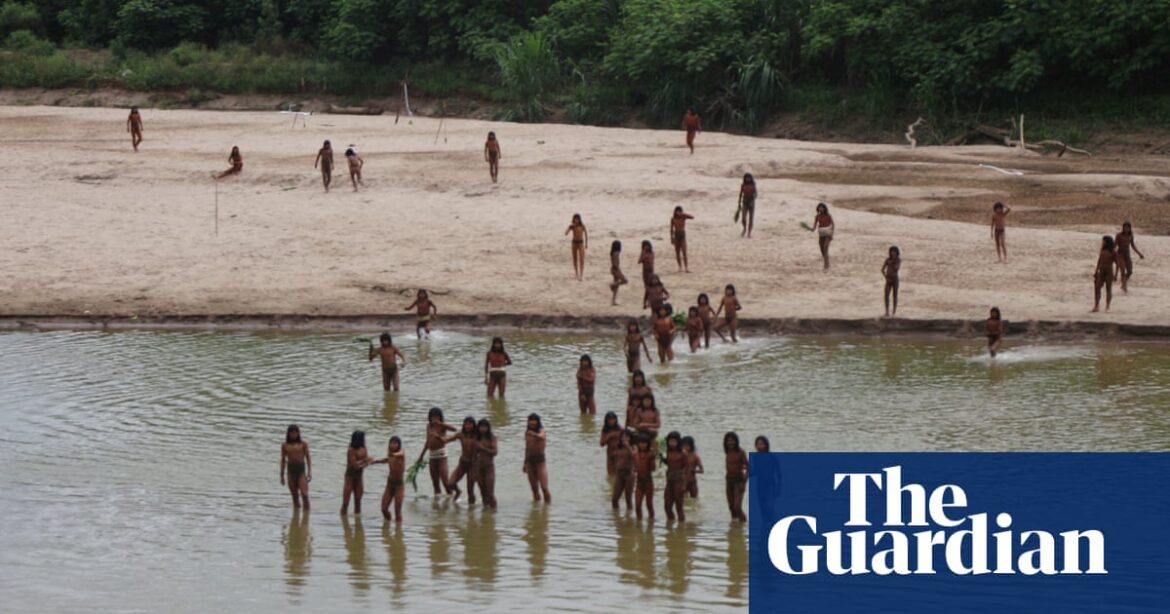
[884,346,903,381]
[523,504,549,580]
[282,509,311,600]
[415,341,432,364]
[381,392,400,425]
[487,398,510,427]
[1096,349,1131,390]
[632,521,656,589]
[987,361,1006,384]
[663,523,696,594]
[462,510,498,583]
[428,521,450,577]
[651,371,675,388]
[341,515,370,597]
[578,412,595,434]
[726,523,747,599]
[614,514,638,586]
[381,522,407,598]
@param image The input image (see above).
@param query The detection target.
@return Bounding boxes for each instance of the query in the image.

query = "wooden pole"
[214,180,219,236]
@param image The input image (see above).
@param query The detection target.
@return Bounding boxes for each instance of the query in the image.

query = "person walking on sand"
[643,274,670,318]
[405,289,438,338]
[280,424,311,509]
[345,147,364,191]
[314,140,334,192]
[609,241,628,305]
[881,246,901,318]
[986,307,1004,357]
[810,203,834,270]
[566,214,588,281]
[215,146,243,180]
[523,413,552,504]
[1115,221,1145,293]
[1093,235,1119,313]
[638,240,655,290]
[682,107,701,154]
[368,332,406,392]
[485,132,501,183]
[991,202,1011,263]
[127,106,143,152]
[670,206,694,272]
[738,173,757,238]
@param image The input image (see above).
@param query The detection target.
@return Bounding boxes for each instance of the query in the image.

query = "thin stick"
[214,180,219,236]
[434,117,444,145]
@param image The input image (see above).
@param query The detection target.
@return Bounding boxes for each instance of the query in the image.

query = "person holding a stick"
[345,147,364,191]
[368,332,406,392]
[314,140,334,192]
[484,132,501,183]
[127,106,144,152]
[215,146,243,180]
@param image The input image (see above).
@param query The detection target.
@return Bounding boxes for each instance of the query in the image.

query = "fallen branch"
[904,117,925,148]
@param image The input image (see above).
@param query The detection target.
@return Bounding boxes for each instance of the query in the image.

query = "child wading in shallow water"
[738,173,757,237]
[671,206,695,272]
[754,436,771,453]
[600,412,622,476]
[652,305,676,363]
[485,132,501,183]
[1115,221,1145,293]
[986,307,1004,357]
[565,214,589,281]
[663,431,689,522]
[446,417,479,503]
[638,241,655,290]
[626,370,651,428]
[485,337,513,399]
[643,274,670,318]
[524,413,552,504]
[991,202,1011,263]
[416,407,458,497]
[405,289,438,338]
[635,394,661,441]
[611,430,635,510]
[374,436,406,522]
[686,306,703,352]
[624,322,653,373]
[368,332,406,392]
[811,203,834,270]
[609,241,628,305]
[577,354,597,414]
[475,419,498,508]
[881,246,901,318]
[1093,235,1119,313]
[697,293,722,347]
[281,424,311,509]
[724,432,749,522]
[714,284,742,343]
[682,436,703,499]
[633,434,656,520]
[341,430,370,515]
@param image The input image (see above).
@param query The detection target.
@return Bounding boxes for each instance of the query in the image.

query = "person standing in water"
[881,246,901,318]
[215,146,243,180]
[697,293,722,347]
[345,147,364,191]
[485,337,512,399]
[368,332,406,392]
[686,306,703,353]
[643,274,670,317]
[714,284,742,343]
[663,431,689,522]
[638,241,655,290]
[724,432,748,522]
[475,419,498,509]
[126,106,143,151]
[1115,221,1145,293]
[523,413,552,504]
[612,429,635,511]
[281,424,311,509]
[600,412,623,476]
[341,430,369,515]
[484,132,501,183]
[670,206,695,272]
[811,203,834,270]
[754,436,771,453]
[445,417,479,504]
[624,322,653,374]
[986,307,1004,357]
[314,140,334,192]
[626,370,652,428]
[991,202,1011,263]
[633,434,656,520]
[652,305,676,363]
[373,436,406,522]
[635,394,661,441]
[738,173,757,237]
[609,241,628,305]
[1093,235,1119,313]
[577,355,597,415]
[682,107,702,154]
[682,436,703,500]
[415,407,458,497]
[565,214,588,281]
[404,289,438,338]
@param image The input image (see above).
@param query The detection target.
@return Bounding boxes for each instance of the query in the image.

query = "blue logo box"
[749,453,1170,613]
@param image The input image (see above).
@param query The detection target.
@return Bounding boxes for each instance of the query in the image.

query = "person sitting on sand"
[565,214,588,281]
[215,146,243,180]
[523,413,552,504]
[670,206,694,272]
[682,107,701,154]
[127,106,143,151]
[314,140,334,192]
[1093,235,1119,313]
[368,332,406,392]
[811,203,834,270]
[652,305,676,363]
[405,289,438,338]
[882,246,901,318]
[345,147,364,191]
[714,284,742,343]
[485,337,512,399]
[281,424,311,509]
[1115,221,1145,293]
[738,173,757,238]
[986,307,1004,357]
[609,241,628,305]
[991,202,1011,263]
[485,132,501,183]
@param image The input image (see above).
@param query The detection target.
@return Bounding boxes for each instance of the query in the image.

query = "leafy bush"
[0,0,38,38]
[115,0,206,51]
[494,30,562,121]
[5,29,54,56]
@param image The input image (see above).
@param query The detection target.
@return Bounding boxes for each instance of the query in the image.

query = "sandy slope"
[1,105,1167,326]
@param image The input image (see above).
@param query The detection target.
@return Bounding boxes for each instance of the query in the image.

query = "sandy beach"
[1,105,1167,328]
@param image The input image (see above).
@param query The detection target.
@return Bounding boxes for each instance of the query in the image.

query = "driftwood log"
[947,123,1091,157]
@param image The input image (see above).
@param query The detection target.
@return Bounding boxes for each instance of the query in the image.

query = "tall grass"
[493,31,561,122]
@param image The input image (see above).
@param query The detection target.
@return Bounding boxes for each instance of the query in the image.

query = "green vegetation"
[2,0,1168,141]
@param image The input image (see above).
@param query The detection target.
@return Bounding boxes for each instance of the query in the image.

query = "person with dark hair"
[314,140,333,192]
[991,202,1011,263]
[1115,222,1145,293]
[609,240,628,305]
[697,293,722,347]
[882,246,901,318]
[738,173,757,237]
[724,432,748,522]
[638,240,655,290]
[368,332,406,392]
[484,131,501,183]
[446,416,479,504]
[612,429,636,510]
[523,413,552,504]
[682,436,703,499]
[643,274,670,317]
[374,436,406,522]
[682,107,701,154]
[1093,235,1119,313]
[484,337,512,399]
[754,436,771,453]
[404,289,438,339]
[415,407,458,497]
[686,306,703,353]
[565,214,589,281]
[986,307,1004,357]
[127,106,143,151]
[670,206,695,272]
[811,203,834,270]
[626,369,651,427]
[475,419,498,508]
[714,284,742,343]
[341,430,369,515]
[652,305,676,363]
[635,394,661,440]
[663,432,689,522]
[599,412,622,476]
[577,355,597,415]
[633,434,657,520]
[624,322,653,374]
[215,146,243,180]
[280,424,311,509]
[345,147,364,191]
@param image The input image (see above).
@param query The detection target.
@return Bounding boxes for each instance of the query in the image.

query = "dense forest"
[2,0,1169,138]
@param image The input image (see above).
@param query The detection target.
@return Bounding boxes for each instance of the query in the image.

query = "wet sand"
[1,106,1168,328]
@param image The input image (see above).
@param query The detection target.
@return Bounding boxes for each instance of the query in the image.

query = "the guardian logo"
[767,466,1107,576]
